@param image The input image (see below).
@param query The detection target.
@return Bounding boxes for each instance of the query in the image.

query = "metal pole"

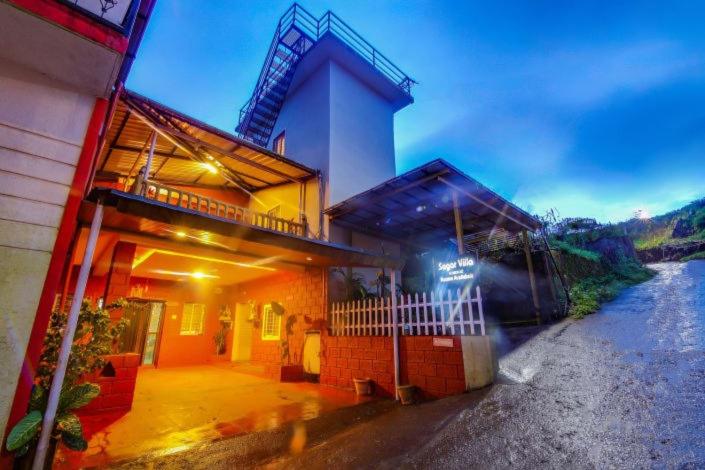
[390,269,400,400]
[143,131,157,185]
[452,191,465,255]
[521,230,541,325]
[33,201,104,470]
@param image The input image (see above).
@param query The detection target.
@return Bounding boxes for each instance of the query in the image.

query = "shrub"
[551,240,601,262]
[681,251,705,262]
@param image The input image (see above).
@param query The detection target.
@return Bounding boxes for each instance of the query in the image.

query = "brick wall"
[320,334,395,397]
[228,267,326,381]
[320,334,467,399]
[80,353,139,415]
[400,336,466,399]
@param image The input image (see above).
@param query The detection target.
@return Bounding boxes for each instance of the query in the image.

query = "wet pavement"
[95,261,705,468]
[52,363,371,468]
[269,261,705,469]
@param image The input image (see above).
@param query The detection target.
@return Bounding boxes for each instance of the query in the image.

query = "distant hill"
[617,198,705,250]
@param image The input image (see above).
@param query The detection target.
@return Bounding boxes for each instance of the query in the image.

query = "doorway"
[231,303,253,362]
[118,299,165,366]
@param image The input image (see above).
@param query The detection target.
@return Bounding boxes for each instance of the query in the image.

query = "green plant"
[681,250,705,262]
[332,268,370,301]
[213,325,228,355]
[550,240,601,262]
[6,300,127,457]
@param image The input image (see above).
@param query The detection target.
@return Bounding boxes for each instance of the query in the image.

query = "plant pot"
[353,378,373,396]
[397,385,416,405]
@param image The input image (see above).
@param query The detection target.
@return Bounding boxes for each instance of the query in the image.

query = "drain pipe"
[390,269,400,400]
[33,200,104,470]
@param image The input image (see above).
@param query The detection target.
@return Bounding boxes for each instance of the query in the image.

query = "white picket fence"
[329,286,485,337]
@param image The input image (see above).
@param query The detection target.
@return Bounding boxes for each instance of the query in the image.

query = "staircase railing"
[237,3,416,143]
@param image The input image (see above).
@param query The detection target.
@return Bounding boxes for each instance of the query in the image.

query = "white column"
[143,131,157,184]
[33,202,104,470]
[390,269,400,400]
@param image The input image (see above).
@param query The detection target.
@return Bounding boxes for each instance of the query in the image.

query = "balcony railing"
[141,181,307,237]
[57,0,140,35]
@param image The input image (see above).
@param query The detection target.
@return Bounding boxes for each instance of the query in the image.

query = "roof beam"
[124,96,308,184]
[438,176,537,232]
[327,169,451,219]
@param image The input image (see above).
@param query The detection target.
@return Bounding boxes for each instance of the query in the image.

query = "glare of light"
[175,231,187,238]
[151,249,277,271]
[201,162,218,174]
[636,208,651,220]
[306,256,313,261]
[151,269,220,279]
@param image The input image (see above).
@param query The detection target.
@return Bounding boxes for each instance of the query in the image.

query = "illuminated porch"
[54,363,370,469]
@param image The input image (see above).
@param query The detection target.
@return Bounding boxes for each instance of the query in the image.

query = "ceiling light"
[306,256,313,261]
[201,162,218,174]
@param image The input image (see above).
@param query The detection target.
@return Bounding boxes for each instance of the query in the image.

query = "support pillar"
[522,230,541,325]
[452,191,465,255]
[33,202,104,470]
[390,269,400,400]
[103,241,137,313]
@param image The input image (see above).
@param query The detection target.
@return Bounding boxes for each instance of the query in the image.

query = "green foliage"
[568,260,655,319]
[681,250,705,262]
[6,411,42,452]
[634,234,670,250]
[6,300,126,456]
[332,268,370,301]
[58,383,100,412]
[37,299,127,390]
[551,240,601,262]
[694,208,705,231]
[56,412,87,451]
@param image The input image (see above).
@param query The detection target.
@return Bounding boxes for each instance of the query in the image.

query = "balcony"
[141,181,307,237]
[57,0,140,35]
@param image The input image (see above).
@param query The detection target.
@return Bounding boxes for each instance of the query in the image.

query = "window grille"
[181,303,206,335]
[261,304,281,340]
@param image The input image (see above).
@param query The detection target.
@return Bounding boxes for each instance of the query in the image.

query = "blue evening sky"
[128,1,705,223]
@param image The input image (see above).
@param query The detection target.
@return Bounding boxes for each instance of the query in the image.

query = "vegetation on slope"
[681,251,705,262]
[546,217,655,319]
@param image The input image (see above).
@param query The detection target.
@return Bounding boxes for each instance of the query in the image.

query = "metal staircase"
[236,3,416,148]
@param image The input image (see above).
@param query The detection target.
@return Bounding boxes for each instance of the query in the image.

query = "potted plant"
[353,378,373,396]
[272,302,304,382]
[397,384,416,405]
[213,324,229,356]
[6,299,127,469]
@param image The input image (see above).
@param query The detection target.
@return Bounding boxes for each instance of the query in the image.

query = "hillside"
[620,197,705,250]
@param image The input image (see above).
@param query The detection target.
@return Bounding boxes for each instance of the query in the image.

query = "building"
[2,2,564,464]
[0,0,155,458]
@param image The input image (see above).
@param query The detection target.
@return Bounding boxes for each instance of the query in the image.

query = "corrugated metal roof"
[325,159,541,244]
[96,90,316,192]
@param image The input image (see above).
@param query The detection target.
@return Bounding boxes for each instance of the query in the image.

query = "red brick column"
[104,242,136,314]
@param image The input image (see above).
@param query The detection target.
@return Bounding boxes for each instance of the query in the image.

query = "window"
[273,131,286,155]
[261,304,281,340]
[180,303,206,335]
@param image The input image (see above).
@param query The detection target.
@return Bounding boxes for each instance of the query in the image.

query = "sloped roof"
[325,159,541,244]
[96,90,316,192]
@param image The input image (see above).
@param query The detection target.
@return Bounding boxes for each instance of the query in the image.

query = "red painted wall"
[8,0,130,53]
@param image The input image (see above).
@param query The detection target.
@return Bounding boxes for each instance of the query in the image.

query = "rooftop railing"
[140,181,307,237]
[280,3,416,94]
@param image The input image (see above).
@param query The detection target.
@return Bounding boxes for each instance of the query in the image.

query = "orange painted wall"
[127,277,231,367]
